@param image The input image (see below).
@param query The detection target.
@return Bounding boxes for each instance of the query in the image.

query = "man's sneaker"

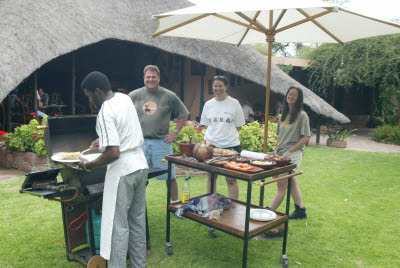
[289,204,307,219]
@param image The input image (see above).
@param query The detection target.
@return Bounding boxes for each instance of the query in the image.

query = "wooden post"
[200,64,205,116]
[34,72,38,120]
[263,35,274,153]
[71,53,76,115]
[180,56,185,101]
[6,95,11,132]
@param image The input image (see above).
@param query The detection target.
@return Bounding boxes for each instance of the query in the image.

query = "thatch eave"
[0,0,350,123]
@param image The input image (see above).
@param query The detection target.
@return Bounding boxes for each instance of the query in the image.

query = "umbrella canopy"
[153,0,400,44]
[152,0,400,152]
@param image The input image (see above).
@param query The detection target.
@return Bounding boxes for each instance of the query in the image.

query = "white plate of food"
[81,153,101,162]
[51,152,82,163]
[250,209,277,222]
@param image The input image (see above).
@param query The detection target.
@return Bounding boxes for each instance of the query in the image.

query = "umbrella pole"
[263,36,274,153]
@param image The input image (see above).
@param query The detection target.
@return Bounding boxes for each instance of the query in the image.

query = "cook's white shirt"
[96,92,148,260]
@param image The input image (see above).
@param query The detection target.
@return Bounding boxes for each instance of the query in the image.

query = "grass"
[1,147,400,267]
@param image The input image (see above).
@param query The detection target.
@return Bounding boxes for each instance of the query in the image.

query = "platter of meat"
[224,161,264,173]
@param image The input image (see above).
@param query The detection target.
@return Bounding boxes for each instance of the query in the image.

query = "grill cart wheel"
[165,242,173,256]
[87,255,106,268]
[280,254,289,267]
[208,228,217,238]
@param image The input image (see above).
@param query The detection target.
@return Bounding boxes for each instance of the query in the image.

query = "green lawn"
[1,147,399,267]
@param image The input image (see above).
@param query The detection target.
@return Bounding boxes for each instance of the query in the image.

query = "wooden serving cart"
[164,154,301,268]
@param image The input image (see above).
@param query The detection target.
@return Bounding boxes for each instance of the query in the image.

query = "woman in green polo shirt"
[269,87,311,219]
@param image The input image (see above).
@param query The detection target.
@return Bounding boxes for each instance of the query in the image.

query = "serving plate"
[82,153,101,162]
[223,163,264,173]
[250,160,276,170]
[265,156,291,167]
[51,153,80,163]
[250,209,276,221]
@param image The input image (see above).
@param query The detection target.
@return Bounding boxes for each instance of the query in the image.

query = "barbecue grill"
[20,115,166,266]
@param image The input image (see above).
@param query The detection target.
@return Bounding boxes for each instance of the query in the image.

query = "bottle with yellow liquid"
[181,177,191,205]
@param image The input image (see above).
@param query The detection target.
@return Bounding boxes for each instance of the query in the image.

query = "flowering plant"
[0,130,8,141]
[4,118,48,156]
[169,121,205,154]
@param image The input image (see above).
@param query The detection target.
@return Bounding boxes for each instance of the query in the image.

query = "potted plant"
[326,128,357,148]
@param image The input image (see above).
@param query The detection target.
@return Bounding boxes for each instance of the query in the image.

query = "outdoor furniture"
[164,154,300,267]
[22,94,34,121]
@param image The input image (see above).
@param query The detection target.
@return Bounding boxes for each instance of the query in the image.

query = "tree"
[307,34,400,124]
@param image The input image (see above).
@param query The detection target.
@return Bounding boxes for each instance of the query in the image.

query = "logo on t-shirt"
[143,101,157,115]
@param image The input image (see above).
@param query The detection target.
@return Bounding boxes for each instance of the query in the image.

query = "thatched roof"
[0,0,349,123]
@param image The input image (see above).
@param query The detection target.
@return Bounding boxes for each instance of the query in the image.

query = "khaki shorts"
[281,149,304,172]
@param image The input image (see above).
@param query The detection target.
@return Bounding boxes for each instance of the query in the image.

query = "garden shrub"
[239,121,278,152]
[169,121,278,154]
[370,124,400,145]
[4,118,48,156]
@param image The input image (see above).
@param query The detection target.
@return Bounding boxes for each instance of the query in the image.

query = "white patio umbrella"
[152,0,400,152]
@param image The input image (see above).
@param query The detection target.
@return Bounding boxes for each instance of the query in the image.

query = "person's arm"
[288,135,311,153]
[78,145,120,170]
[90,138,99,150]
[164,115,188,144]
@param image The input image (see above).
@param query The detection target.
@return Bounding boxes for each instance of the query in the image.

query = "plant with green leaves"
[239,121,278,152]
[4,118,48,156]
[371,124,400,145]
[169,122,205,154]
[326,128,357,142]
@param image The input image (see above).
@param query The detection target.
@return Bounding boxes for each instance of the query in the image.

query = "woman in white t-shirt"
[200,76,245,199]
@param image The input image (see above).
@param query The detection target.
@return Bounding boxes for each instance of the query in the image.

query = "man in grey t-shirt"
[129,65,189,202]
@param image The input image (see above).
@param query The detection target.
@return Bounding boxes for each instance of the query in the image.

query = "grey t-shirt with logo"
[276,111,311,155]
[129,86,189,139]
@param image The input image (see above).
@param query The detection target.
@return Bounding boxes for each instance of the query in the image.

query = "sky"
[343,0,400,22]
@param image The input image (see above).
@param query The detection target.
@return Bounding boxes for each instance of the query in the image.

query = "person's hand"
[90,139,99,150]
[164,132,178,144]
[288,147,296,153]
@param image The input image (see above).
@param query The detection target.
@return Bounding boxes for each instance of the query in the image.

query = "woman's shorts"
[281,149,303,172]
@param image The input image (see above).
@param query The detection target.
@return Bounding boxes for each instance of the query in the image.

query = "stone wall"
[0,143,50,172]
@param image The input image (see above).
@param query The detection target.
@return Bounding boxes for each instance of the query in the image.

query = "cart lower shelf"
[168,198,288,238]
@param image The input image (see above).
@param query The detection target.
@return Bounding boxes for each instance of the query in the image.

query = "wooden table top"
[165,154,296,182]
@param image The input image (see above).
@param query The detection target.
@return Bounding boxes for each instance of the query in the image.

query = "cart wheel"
[165,242,173,256]
[208,228,217,238]
[87,255,106,268]
[280,254,289,267]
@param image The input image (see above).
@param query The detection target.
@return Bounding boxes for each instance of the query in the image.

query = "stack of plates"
[250,209,276,221]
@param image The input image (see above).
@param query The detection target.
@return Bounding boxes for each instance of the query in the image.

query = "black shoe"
[289,204,307,219]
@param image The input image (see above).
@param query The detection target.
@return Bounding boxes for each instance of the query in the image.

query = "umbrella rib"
[152,13,212,37]
[235,12,269,34]
[271,9,287,32]
[237,11,261,46]
[213,13,265,34]
[275,9,332,34]
[341,8,400,28]
[297,9,343,45]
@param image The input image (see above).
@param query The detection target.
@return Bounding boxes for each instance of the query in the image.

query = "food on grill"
[58,152,81,159]
[193,142,213,162]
